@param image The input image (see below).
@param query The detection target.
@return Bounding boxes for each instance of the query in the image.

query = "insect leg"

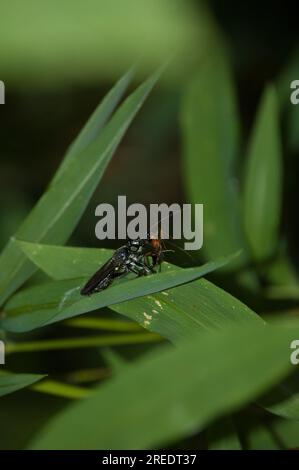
[128,259,155,276]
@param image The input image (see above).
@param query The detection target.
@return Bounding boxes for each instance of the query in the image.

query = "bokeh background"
[1,0,299,449]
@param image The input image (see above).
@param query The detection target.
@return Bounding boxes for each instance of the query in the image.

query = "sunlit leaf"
[2,255,232,333]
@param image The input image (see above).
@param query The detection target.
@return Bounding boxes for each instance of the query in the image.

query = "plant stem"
[65,316,143,331]
[6,332,163,354]
[31,379,89,399]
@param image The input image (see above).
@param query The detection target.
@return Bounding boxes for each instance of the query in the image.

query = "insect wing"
[80,257,119,295]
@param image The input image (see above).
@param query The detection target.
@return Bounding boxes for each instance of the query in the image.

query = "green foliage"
[0,373,45,398]
[2,257,232,333]
[181,55,246,267]
[29,319,299,449]
[0,0,210,87]
[0,66,161,305]
[1,56,299,450]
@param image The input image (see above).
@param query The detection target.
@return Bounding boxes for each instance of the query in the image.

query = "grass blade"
[243,85,282,262]
[53,66,134,183]
[0,68,159,305]
[111,277,262,343]
[181,55,247,267]
[2,255,233,333]
[7,243,259,338]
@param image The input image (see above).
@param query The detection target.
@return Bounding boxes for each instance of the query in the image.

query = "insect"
[144,234,166,271]
[81,213,189,296]
[80,239,155,296]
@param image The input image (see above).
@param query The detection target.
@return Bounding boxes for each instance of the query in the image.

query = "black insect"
[80,239,155,296]
[80,212,188,296]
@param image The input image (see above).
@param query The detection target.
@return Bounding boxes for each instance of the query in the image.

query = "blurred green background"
[1,0,299,450]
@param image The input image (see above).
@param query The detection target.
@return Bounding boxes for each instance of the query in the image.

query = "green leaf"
[13,242,261,341]
[270,418,299,449]
[0,68,159,306]
[246,416,299,450]
[265,245,299,287]
[259,369,299,420]
[13,245,295,432]
[243,85,282,262]
[0,0,207,87]
[101,348,128,374]
[0,371,88,399]
[29,319,299,450]
[2,256,232,333]
[181,54,247,267]
[16,241,113,280]
[111,277,262,344]
[0,373,45,397]
[52,67,134,184]
[15,244,298,424]
[246,421,280,450]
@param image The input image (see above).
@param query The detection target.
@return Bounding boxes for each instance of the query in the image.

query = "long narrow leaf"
[0,373,45,398]
[243,85,282,262]
[2,255,233,333]
[16,241,113,280]
[29,319,299,450]
[181,55,247,267]
[53,67,134,183]
[0,68,159,305]
[12,242,261,340]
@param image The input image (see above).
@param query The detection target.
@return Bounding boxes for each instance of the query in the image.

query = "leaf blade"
[0,373,45,397]
[52,66,134,183]
[0,68,159,305]
[181,54,247,267]
[29,319,299,450]
[2,255,234,333]
[243,85,282,262]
